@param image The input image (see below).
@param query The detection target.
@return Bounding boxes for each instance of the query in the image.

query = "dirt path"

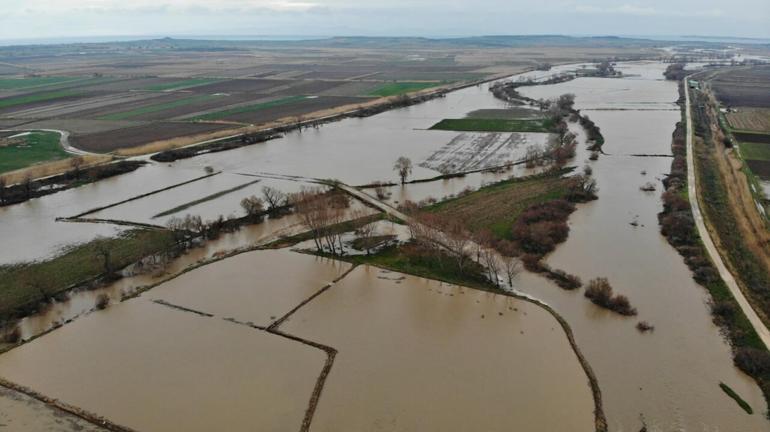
[684,77,770,348]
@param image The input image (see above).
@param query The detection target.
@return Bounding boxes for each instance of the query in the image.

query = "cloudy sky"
[0,0,768,41]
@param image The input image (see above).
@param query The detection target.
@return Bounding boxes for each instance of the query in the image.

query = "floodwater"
[0,63,583,265]
[0,299,326,432]
[149,249,351,327]
[1,251,595,431]
[0,386,105,432]
[519,61,769,430]
[280,266,595,431]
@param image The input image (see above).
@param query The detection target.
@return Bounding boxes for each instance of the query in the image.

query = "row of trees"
[406,213,521,288]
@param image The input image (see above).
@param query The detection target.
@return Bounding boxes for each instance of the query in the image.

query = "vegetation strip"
[368,82,441,97]
[190,95,309,121]
[98,94,214,120]
[152,179,261,218]
[429,117,555,133]
[719,382,754,414]
[68,171,221,219]
[144,78,220,92]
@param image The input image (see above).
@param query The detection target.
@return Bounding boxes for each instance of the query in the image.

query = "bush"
[95,293,110,310]
[584,277,637,316]
[636,321,655,332]
[511,200,575,255]
[734,347,770,376]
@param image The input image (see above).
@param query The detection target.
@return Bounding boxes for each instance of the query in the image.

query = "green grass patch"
[0,132,69,174]
[347,244,496,291]
[426,169,572,239]
[153,179,260,218]
[429,117,555,133]
[190,95,309,121]
[368,82,441,97]
[0,230,175,319]
[719,382,754,414]
[99,94,215,120]
[0,76,83,90]
[740,142,770,161]
[0,90,79,110]
[144,78,220,92]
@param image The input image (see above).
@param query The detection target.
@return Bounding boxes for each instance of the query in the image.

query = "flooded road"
[519,61,768,430]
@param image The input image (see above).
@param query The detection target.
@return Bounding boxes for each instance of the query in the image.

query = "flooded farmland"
[0,251,595,431]
[518,61,768,430]
[1,60,768,431]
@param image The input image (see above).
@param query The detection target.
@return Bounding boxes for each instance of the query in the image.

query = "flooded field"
[519,61,768,430]
[0,386,105,432]
[0,250,595,431]
[0,299,326,432]
[281,266,596,432]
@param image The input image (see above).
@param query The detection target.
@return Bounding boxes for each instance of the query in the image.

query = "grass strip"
[152,179,261,218]
[0,230,175,319]
[739,142,770,162]
[98,94,214,120]
[719,382,754,414]
[368,82,441,97]
[190,95,309,121]
[429,117,555,133]
[0,76,84,90]
[144,78,220,92]
[0,90,78,109]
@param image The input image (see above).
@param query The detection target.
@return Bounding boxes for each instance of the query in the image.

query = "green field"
[99,94,215,120]
[191,95,309,121]
[430,117,555,133]
[368,82,441,97]
[144,78,220,92]
[0,76,83,90]
[740,142,770,161]
[0,230,175,319]
[0,90,79,110]
[0,132,69,174]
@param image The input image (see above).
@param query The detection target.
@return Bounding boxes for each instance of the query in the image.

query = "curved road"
[684,77,770,349]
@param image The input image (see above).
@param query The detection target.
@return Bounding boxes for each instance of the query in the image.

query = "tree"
[393,156,413,184]
[262,186,287,213]
[93,238,114,277]
[0,177,6,205]
[70,156,85,180]
[502,256,522,287]
[353,209,377,255]
[22,175,32,200]
[240,195,264,220]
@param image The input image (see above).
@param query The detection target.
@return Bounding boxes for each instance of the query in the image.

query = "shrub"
[95,294,110,310]
[584,277,637,316]
[734,347,770,376]
[636,321,655,332]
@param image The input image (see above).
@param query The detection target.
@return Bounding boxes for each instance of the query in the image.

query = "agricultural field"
[726,108,770,132]
[430,117,555,133]
[0,131,69,174]
[0,37,664,158]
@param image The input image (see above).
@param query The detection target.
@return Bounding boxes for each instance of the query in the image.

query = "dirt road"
[684,77,770,349]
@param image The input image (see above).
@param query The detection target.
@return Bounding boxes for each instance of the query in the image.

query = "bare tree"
[262,186,287,213]
[240,195,264,220]
[291,188,330,253]
[70,156,85,180]
[352,209,377,255]
[393,156,413,184]
[480,247,502,287]
[502,256,522,287]
[93,238,114,277]
[22,174,32,200]
[0,177,6,205]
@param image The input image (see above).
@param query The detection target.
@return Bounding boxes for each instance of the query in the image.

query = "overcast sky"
[0,0,768,41]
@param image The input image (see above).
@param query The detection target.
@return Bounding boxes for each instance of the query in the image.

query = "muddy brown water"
[519,61,769,430]
[0,386,106,432]
[0,251,595,431]
[280,265,595,432]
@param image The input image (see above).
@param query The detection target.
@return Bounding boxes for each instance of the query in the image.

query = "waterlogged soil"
[280,266,595,432]
[0,299,326,432]
[519,61,769,430]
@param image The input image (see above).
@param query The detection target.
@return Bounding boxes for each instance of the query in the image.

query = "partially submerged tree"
[240,195,265,220]
[262,186,287,214]
[394,156,413,184]
[70,156,85,180]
